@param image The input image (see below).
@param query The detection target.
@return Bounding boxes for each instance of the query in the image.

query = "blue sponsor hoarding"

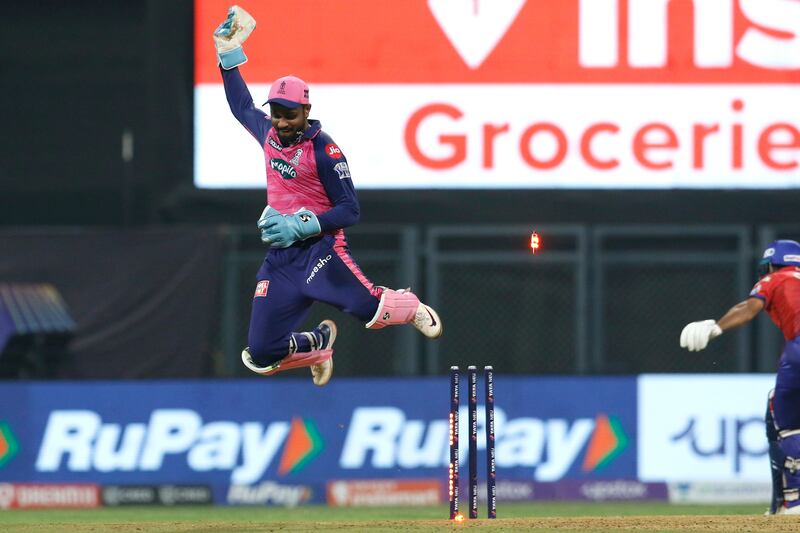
[0,377,637,502]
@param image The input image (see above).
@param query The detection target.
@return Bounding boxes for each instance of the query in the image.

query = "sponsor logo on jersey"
[268,137,283,151]
[290,149,303,166]
[270,158,298,180]
[306,255,333,284]
[325,144,343,159]
[254,280,270,298]
[334,162,351,180]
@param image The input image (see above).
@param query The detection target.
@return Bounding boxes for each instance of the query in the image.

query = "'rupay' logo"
[340,407,631,480]
[34,409,323,484]
[0,422,19,467]
[278,417,324,476]
[582,414,628,472]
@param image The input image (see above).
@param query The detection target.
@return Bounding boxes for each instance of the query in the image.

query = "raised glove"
[258,206,321,248]
[213,5,256,70]
[680,320,723,352]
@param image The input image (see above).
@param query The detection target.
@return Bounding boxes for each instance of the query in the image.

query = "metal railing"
[219,224,800,376]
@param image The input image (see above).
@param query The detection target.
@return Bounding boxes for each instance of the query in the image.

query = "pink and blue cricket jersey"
[221,67,381,365]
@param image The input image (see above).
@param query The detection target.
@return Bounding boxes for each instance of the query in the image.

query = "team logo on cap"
[278,81,287,95]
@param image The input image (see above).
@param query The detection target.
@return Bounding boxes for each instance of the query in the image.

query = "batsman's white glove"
[680,320,723,352]
[213,5,256,70]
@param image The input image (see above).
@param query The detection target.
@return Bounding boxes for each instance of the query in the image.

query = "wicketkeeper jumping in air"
[213,6,442,386]
[680,239,800,515]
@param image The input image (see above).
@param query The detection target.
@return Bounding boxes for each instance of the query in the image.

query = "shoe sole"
[312,320,337,386]
[419,304,443,339]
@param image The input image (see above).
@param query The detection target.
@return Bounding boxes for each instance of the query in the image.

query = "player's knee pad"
[779,431,800,505]
[365,287,420,330]
[767,389,779,443]
[766,389,785,514]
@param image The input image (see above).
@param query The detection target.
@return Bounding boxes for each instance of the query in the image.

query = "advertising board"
[194,0,800,189]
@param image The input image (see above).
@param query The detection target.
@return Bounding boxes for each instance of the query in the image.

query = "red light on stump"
[530,231,541,254]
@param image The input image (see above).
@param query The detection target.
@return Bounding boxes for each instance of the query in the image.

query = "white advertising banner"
[638,374,775,482]
[194,0,800,190]
[195,84,800,189]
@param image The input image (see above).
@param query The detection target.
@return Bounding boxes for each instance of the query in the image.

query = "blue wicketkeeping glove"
[213,5,256,70]
[257,206,321,248]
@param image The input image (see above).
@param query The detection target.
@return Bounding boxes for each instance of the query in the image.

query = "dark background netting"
[601,265,743,374]
[435,262,577,375]
[1,1,799,379]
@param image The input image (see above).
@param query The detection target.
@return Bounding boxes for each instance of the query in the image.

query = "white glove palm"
[680,320,723,352]
[213,6,256,69]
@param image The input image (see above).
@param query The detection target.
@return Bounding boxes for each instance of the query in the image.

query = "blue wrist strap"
[218,47,247,70]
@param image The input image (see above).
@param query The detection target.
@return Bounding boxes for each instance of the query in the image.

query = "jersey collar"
[302,120,322,140]
[269,120,322,148]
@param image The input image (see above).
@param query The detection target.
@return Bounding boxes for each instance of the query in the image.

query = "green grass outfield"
[3,502,800,532]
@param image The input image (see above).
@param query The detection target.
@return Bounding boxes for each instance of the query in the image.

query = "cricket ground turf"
[1,502,799,532]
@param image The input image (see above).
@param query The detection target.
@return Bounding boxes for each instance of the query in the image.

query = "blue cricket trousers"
[247,234,380,366]
[774,336,800,431]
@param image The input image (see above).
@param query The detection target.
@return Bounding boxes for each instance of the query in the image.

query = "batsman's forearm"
[716,298,763,332]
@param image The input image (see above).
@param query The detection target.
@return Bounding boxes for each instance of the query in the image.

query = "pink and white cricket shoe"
[413,302,443,339]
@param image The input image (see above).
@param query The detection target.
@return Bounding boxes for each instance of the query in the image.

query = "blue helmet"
[758,239,800,278]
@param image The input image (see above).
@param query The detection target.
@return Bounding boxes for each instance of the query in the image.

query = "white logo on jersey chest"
[290,149,303,166]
